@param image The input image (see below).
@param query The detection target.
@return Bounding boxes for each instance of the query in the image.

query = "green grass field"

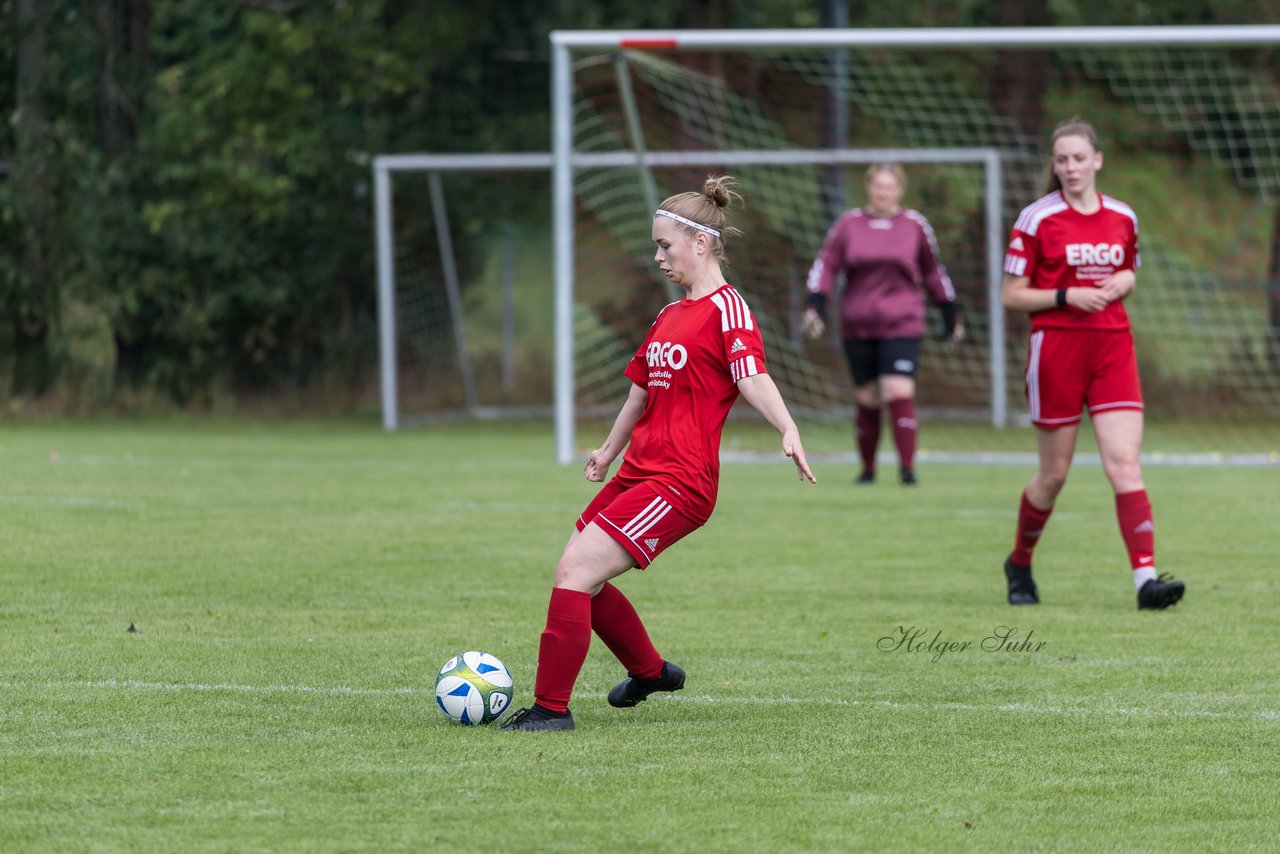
[2,419,1277,852]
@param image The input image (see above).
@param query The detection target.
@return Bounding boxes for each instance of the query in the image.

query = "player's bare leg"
[1028,422,1077,508]
[1092,409,1144,494]
[554,524,634,595]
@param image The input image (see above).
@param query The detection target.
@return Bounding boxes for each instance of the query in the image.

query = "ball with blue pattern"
[434,651,514,725]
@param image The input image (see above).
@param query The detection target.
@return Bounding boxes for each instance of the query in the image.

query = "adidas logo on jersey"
[730,337,747,354]
[644,537,660,551]
[1009,236,1025,251]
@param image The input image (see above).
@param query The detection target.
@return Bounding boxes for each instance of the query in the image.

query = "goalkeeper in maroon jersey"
[503,176,816,732]
[1000,117,1185,611]
[803,163,964,486]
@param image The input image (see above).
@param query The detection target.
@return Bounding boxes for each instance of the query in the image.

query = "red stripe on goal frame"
[619,39,679,49]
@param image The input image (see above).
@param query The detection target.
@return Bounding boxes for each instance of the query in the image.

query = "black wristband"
[1055,288,1068,308]
[939,301,959,339]
[807,292,828,318]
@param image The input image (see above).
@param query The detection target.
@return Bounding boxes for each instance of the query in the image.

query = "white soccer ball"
[434,651,514,725]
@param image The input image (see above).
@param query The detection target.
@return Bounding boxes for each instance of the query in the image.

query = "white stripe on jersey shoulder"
[903,209,932,229]
[1100,195,1139,230]
[904,210,937,246]
[1014,193,1070,236]
[806,258,824,293]
[710,286,755,332]
[904,210,956,299]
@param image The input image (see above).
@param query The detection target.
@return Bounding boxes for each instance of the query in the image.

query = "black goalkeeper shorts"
[842,337,921,387]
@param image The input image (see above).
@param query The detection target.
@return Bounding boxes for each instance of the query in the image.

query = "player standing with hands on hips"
[503,176,817,732]
[803,163,963,486]
[1000,117,1185,610]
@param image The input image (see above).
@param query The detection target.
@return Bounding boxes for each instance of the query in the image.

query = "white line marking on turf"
[6,680,1276,721]
[6,679,422,697]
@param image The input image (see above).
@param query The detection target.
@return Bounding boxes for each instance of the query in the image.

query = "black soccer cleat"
[855,470,876,485]
[900,467,918,486]
[1137,574,1186,610]
[1004,555,1039,605]
[500,704,575,731]
[608,661,686,708]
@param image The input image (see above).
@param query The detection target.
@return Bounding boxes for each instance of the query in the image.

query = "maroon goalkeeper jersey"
[807,208,955,339]
[619,284,767,526]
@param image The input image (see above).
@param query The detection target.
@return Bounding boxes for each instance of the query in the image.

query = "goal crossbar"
[551,25,1280,50]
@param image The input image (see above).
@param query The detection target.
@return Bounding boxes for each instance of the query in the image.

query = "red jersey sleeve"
[624,342,648,387]
[1122,208,1140,271]
[1003,226,1038,280]
[624,302,677,387]
[709,287,767,383]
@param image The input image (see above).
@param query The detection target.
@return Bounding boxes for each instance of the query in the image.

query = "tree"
[8,0,56,393]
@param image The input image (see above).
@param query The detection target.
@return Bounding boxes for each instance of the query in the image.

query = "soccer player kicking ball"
[503,176,817,731]
[1000,117,1185,611]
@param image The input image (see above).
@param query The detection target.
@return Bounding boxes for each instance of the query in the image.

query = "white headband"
[654,209,721,238]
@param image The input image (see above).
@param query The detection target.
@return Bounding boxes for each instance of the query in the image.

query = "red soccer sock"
[591,582,663,680]
[1011,490,1053,567]
[1115,489,1156,572]
[888,398,918,472]
[855,405,881,475]
[532,587,592,714]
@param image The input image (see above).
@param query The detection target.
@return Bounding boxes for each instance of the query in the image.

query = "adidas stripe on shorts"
[577,479,700,569]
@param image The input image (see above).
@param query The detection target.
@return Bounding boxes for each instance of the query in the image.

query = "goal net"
[550,28,1280,463]
[374,156,555,428]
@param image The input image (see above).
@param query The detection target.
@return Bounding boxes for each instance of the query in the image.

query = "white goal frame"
[374,152,554,431]
[549,25,1280,464]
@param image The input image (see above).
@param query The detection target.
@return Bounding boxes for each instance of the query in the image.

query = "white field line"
[8,679,420,697]
[5,679,1276,721]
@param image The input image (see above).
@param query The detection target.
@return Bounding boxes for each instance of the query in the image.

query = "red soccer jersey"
[1003,191,1140,332]
[618,284,767,526]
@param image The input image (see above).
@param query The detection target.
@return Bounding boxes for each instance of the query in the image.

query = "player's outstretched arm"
[585,382,648,482]
[735,373,817,484]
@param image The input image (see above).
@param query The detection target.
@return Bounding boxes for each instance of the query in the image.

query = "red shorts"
[1025,328,1143,429]
[577,480,700,569]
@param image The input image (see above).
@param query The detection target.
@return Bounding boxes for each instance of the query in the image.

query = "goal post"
[550,26,1280,464]
[373,153,554,431]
